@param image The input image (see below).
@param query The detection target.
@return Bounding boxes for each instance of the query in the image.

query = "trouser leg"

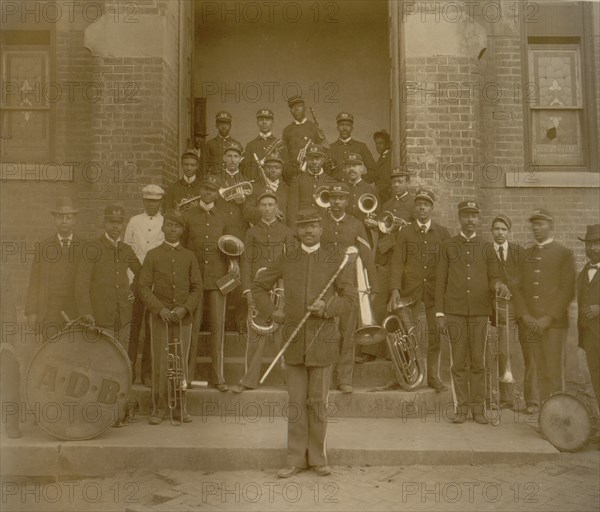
[335,307,356,386]
[518,319,540,406]
[286,364,309,467]
[208,290,227,385]
[468,316,488,409]
[536,327,566,404]
[582,330,600,410]
[446,315,469,414]
[307,365,331,467]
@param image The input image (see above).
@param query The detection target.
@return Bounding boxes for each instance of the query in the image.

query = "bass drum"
[539,391,598,452]
[26,324,131,441]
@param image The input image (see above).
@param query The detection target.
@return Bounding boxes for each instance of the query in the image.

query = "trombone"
[165,318,186,426]
[496,292,515,385]
[484,318,501,426]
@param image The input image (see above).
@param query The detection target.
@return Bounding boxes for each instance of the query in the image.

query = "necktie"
[497,247,505,263]
[60,238,70,249]
[419,226,427,235]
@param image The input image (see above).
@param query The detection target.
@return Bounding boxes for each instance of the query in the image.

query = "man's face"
[344,162,364,183]
[337,121,353,139]
[374,137,389,155]
[329,194,348,216]
[414,199,433,223]
[264,162,283,181]
[307,155,324,173]
[585,240,600,264]
[531,219,552,243]
[162,218,184,244]
[223,150,241,172]
[216,120,231,137]
[105,219,124,241]
[459,212,480,236]
[290,103,305,121]
[182,156,198,178]
[258,197,277,222]
[143,198,162,216]
[257,117,273,134]
[199,185,219,204]
[391,176,408,196]
[491,221,510,245]
[54,213,76,237]
[297,221,322,246]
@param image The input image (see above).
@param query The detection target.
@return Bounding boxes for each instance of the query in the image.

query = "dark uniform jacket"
[391,221,450,307]
[242,181,293,227]
[291,170,338,215]
[252,244,355,366]
[181,204,235,290]
[577,262,600,348]
[139,242,203,325]
[346,179,379,223]
[241,134,288,181]
[217,170,249,238]
[164,177,202,212]
[76,236,142,328]
[25,234,85,322]
[282,120,322,163]
[329,138,377,177]
[366,149,392,202]
[205,135,242,175]
[375,192,415,267]
[240,219,296,293]
[512,241,575,328]
[435,234,501,317]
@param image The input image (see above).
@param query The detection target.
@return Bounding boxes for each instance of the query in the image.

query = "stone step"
[1,412,559,478]
[131,385,452,418]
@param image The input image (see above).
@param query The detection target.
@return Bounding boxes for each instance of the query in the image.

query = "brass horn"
[314,185,331,209]
[176,195,201,212]
[353,255,387,345]
[219,181,254,202]
[249,268,284,336]
[358,193,378,217]
[378,210,408,234]
[382,311,425,391]
[165,319,186,426]
[496,292,515,384]
[217,235,245,294]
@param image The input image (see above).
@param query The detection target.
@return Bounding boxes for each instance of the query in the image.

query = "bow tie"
[588,263,600,269]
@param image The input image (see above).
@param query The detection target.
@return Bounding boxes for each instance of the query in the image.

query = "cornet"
[378,211,408,234]
[358,193,378,218]
[176,195,201,212]
[314,185,331,209]
[219,181,254,202]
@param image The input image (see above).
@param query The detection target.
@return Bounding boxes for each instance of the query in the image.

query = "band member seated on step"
[435,201,509,424]
[252,208,354,479]
[232,190,296,393]
[139,210,203,425]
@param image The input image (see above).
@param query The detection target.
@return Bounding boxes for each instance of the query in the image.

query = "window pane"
[529,48,582,108]
[1,110,50,160]
[2,50,49,108]
[531,110,584,166]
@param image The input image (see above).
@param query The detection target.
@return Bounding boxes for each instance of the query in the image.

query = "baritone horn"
[358,193,378,218]
[378,211,409,234]
[382,297,425,390]
[216,235,245,294]
[314,186,331,209]
[166,319,186,426]
[219,181,254,202]
[353,256,387,345]
[249,268,284,336]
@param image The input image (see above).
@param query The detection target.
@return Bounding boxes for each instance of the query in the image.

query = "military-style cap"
[104,205,125,221]
[373,129,390,142]
[50,197,79,215]
[578,224,600,242]
[458,200,480,214]
[142,184,165,200]
[264,151,284,165]
[306,144,326,158]
[163,209,186,227]
[216,111,232,122]
[295,208,322,225]
[336,112,354,124]
[287,95,304,107]
[529,208,553,222]
[329,182,350,196]
[181,149,199,161]
[344,153,364,166]
[201,175,221,190]
[223,140,243,154]
[492,213,512,230]
[256,108,274,119]
[257,189,278,203]
[390,168,410,179]
[415,189,435,205]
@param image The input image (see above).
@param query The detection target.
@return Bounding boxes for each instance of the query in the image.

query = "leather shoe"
[473,412,489,424]
[338,384,353,394]
[277,466,303,479]
[453,413,467,424]
[427,379,448,393]
[149,415,162,425]
[174,410,192,423]
[215,383,229,392]
[231,384,249,394]
[526,403,539,415]
[313,465,332,476]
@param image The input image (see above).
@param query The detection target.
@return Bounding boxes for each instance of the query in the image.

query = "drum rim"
[25,324,132,441]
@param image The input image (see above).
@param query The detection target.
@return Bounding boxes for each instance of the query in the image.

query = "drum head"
[539,392,594,452]
[26,326,131,440]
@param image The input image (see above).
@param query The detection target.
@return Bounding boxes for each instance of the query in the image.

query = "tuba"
[249,268,284,335]
[378,211,408,234]
[353,256,387,346]
[383,295,426,390]
[216,235,245,294]
[166,319,186,426]
[219,181,254,202]
[314,185,331,209]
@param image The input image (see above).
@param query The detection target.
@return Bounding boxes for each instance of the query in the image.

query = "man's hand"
[230,260,241,278]
[537,315,553,330]
[521,314,539,330]
[388,289,400,312]
[436,315,448,335]
[308,299,327,318]
[271,309,285,325]
[495,281,512,300]
[583,304,600,320]
[80,314,96,325]
[364,218,378,229]
[244,291,255,307]
[158,308,173,324]
[26,314,38,330]
[171,306,188,322]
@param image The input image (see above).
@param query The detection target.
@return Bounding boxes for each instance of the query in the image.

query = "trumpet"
[358,193,378,219]
[219,181,254,202]
[176,195,201,212]
[354,255,387,346]
[314,185,331,209]
[378,211,409,234]
[382,310,426,391]
[165,319,186,426]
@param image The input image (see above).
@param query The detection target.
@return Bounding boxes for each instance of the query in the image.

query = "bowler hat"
[50,198,79,215]
[578,224,600,242]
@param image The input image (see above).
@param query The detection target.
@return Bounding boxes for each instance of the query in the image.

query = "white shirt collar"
[199,201,214,211]
[537,237,554,247]
[294,118,307,125]
[307,168,324,177]
[460,231,476,240]
[494,241,509,252]
[261,218,277,226]
[382,149,390,157]
[183,175,196,185]
[395,191,408,200]
[417,220,431,231]
[301,243,320,254]
[259,132,272,139]
[349,178,362,186]
[225,169,239,177]
[164,241,180,248]
[57,233,73,243]
[105,233,121,245]
[339,137,352,144]
[330,212,346,223]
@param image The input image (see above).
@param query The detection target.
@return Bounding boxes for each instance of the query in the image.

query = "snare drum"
[539,391,598,452]
[26,324,131,440]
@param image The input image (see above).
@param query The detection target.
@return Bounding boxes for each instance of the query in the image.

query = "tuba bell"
[382,305,426,391]
[219,181,254,202]
[358,193,378,218]
[314,185,331,209]
[249,268,284,335]
[216,235,245,294]
[353,256,387,345]
[378,210,408,234]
